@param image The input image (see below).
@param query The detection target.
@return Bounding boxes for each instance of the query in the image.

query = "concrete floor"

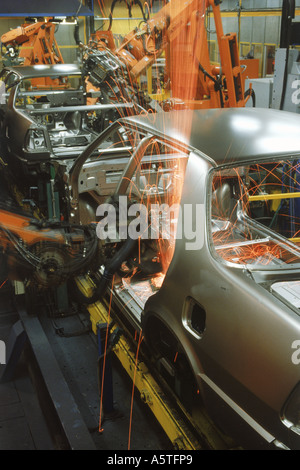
[0,281,54,450]
[0,358,55,450]
[0,283,171,451]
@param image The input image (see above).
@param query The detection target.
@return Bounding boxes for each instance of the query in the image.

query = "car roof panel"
[121,108,300,166]
[2,64,81,79]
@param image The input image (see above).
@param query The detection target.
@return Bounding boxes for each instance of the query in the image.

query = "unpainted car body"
[72,107,300,450]
[0,64,134,175]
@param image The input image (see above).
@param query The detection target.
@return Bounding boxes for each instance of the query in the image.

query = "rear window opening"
[210,159,300,269]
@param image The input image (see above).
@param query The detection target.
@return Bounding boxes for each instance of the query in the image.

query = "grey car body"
[71,106,300,450]
[141,109,300,450]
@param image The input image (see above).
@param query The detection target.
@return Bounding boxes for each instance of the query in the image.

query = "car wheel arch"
[142,309,206,401]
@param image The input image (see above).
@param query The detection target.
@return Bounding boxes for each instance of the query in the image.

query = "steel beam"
[16,296,97,451]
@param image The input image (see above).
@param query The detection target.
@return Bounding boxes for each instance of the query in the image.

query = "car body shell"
[73,107,300,449]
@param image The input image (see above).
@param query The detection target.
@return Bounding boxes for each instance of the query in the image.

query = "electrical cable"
[244,87,256,107]
[108,0,149,31]
[280,0,295,110]
[197,61,224,108]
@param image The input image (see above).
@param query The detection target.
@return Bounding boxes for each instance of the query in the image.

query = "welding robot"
[1,17,64,67]
[81,0,252,112]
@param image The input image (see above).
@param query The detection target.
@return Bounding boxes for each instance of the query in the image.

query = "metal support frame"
[97,322,115,417]
[76,276,206,450]
[0,320,27,384]
[248,191,300,242]
[15,295,97,450]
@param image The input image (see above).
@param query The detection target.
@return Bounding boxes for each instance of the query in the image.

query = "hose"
[198,62,224,108]
[244,88,256,107]
[74,23,81,46]
[73,236,137,305]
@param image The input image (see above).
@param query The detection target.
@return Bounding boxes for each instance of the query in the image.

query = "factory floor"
[0,281,53,450]
[0,283,171,451]
[0,356,54,450]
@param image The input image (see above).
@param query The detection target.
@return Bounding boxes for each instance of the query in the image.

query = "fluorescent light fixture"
[54,16,78,24]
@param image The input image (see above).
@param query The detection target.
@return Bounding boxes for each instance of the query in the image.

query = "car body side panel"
[4,86,37,159]
[143,151,300,444]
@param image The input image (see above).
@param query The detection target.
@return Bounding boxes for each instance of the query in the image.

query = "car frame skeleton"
[0,64,137,170]
[68,107,300,450]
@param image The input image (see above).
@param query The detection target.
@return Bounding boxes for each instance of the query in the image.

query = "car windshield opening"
[210,158,300,269]
[93,130,190,316]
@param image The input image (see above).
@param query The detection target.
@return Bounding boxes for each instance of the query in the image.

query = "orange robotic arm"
[0,208,100,288]
[97,0,245,109]
[1,18,64,66]
[1,22,44,47]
